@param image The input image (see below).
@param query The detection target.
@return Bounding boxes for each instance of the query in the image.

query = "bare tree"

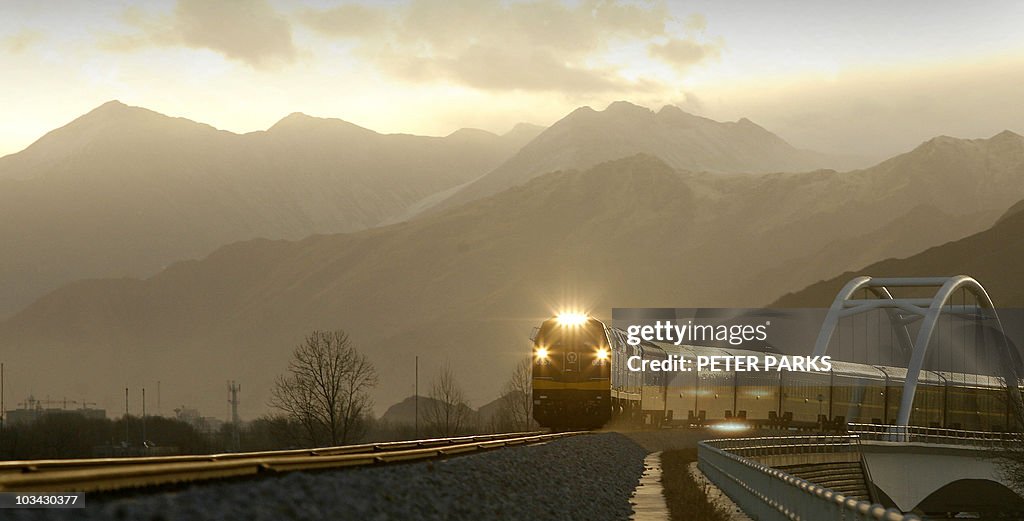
[495,357,534,432]
[269,330,378,446]
[425,362,471,436]
[269,372,321,445]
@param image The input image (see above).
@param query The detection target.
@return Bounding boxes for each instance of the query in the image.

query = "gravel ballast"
[12,433,649,521]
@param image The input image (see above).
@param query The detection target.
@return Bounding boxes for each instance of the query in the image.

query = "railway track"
[0,431,585,493]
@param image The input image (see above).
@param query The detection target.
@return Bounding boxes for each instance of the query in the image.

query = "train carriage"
[877,367,946,427]
[663,347,699,425]
[942,372,1008,431]
[531,314,1021,432]
[638,344,669,426]
[779,367,831,427]
[734,368,782,426]
[829,361,887,425]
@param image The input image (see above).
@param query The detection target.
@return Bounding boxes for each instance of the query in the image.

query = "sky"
[2,0,1024,160]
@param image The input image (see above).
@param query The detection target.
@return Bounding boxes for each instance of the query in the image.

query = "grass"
[660,449,735,521]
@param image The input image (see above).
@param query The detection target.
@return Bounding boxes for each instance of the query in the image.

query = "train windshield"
[534,317,609,382]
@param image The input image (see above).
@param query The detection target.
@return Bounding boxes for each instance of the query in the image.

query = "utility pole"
[157,381,161,417]
[124,387,129,447]
[227,381,240,451]
[141,388,147,451]
[1,362,5,431]
[415,356,419,439]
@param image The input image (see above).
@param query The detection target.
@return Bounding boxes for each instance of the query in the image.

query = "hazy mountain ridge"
[755,130,1024,307]
[423,100,863,214]
[4,131,1024,417]
[771,198,1024,308]
[0,101,228,181]
[378,395,481,425]
[722,130,1024,303]
[997,198,1024,223]
[0,155,696,418]
[0,101,536,317]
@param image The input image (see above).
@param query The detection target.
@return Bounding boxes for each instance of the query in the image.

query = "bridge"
[852,424,1021,513]
[811,275,1023,428]
[699,425,1024,520]
[694,275,1024,520]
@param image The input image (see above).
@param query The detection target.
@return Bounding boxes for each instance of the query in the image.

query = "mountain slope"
[0,155,698,419]
[725,129,1024,303]
[0,101,530,317]
[426,101,858,213]
[3,132,1023,419]
[772,198,1024,308]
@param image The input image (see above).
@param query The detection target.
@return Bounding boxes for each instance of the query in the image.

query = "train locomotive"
[531,313,1017,431]
[530,313,613,429]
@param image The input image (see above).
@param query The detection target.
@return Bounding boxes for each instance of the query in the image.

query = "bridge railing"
[705,434,861,459]
[698,437,917,521]
[849,423,1021,448]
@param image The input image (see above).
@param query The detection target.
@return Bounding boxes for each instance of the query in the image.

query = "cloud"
[108,0,296,68]
[673,91,705,113]
[648,37,721,73]
[3,30,43,53]
[300,0,720,93]
[297,4,386,37]
[701,56,1024,159]
[683,13,707,32]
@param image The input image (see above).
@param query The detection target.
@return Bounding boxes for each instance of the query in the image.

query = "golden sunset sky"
[3,0,1024,160]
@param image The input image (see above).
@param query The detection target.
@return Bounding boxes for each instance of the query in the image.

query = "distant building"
[5,408,44,426]
[174,406,224,434]
[5,396,106,426]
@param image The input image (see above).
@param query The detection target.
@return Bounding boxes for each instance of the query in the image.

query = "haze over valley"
[0,101,539,317]
[1,100,1022,416]
[6,0,1024,423]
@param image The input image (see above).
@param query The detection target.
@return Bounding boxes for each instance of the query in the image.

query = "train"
[531,313,1018,431]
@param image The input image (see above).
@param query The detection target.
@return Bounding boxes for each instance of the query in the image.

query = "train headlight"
[596,348,609,360]
[536,347,549,359]
[556,312,588,326]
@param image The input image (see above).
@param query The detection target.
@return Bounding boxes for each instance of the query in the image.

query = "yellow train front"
[531,313,613,429]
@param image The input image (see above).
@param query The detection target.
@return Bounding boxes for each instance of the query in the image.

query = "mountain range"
[0,100,866,319]
[421,101,863,214]
[728,130,1024,303]
[0,101,541,317]
[2,123,1022,417]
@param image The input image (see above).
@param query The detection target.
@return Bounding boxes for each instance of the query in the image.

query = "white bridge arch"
[811,275,1022,426]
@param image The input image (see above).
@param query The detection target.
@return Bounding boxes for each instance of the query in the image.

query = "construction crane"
[17,397,98,410]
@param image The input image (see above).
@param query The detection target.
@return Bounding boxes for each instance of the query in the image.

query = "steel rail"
[0,431,546,475]
[0,431,583,493]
